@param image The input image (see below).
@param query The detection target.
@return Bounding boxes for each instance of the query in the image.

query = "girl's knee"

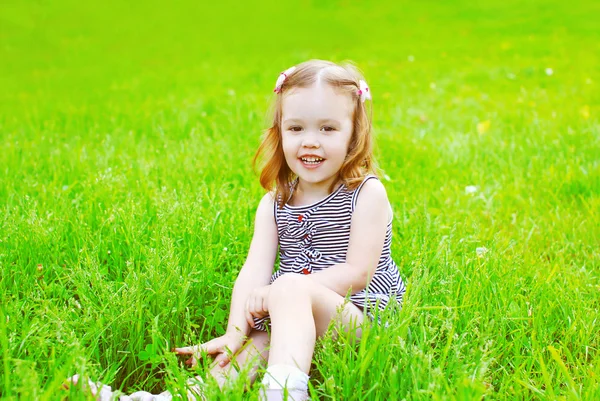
[269,274,310,302]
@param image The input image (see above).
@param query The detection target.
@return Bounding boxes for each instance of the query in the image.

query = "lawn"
[1,0,599,399]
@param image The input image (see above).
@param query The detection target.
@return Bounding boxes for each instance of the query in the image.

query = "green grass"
[1,0,599,399]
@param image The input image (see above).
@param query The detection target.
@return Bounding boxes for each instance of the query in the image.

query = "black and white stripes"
[253,175,406,331]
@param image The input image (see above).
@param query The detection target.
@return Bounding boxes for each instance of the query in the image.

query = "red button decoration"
[298,214,303,222]
[302,268,310,275]
[303,234,309,239]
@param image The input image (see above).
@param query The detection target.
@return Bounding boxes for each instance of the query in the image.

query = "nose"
[301,131,320,149]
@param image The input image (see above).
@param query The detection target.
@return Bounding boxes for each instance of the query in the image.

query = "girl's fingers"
[248,310,255,328]
[174,346,196,355]
[247,308,255,328]
[214,353,230,368]
[175,339,220,357]
[185,356,198,366]
[251,297,257,317]
[245,298,255,327]
[262,296,268,313]
[202,340,221,355]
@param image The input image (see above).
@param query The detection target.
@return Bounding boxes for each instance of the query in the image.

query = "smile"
[300,156,324,164]
[299,156,325,169]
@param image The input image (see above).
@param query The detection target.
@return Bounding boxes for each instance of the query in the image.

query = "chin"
[299,174,334,185]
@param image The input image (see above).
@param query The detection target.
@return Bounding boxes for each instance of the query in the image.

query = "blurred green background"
[1,0,599,399]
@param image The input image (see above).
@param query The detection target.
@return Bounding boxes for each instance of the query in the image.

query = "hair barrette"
[274,66,297,93]
[358,80,372,103]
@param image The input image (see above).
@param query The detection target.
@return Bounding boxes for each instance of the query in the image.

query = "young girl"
[176,59,406,400]
[67,59,406,401]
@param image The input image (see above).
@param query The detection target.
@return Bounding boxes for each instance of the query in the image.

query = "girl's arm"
[307,179,390,296]
[225,192,279,338]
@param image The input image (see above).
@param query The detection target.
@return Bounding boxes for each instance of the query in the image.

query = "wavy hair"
[253,59,378,208]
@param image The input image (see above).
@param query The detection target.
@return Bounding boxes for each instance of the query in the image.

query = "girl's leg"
[267,274,364,373]
[64,332,270,401]
[205,329,270,389]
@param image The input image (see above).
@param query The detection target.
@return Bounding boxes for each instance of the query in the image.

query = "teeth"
[301,157,323,164]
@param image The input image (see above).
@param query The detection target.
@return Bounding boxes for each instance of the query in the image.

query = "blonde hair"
[253,59,378,208]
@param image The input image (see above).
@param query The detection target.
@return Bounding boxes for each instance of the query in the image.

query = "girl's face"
[281,83,354,191]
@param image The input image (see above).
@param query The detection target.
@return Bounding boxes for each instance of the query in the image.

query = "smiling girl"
[176,59,407,401]
[66,59,406,401]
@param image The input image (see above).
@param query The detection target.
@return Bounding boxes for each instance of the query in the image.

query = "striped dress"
[253,175,406,331]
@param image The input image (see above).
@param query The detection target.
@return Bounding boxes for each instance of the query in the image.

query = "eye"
[321,126,336,132]
[288,126,302,132]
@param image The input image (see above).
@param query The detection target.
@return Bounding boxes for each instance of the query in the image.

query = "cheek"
[336,133,353,157]
[281,136,296,158]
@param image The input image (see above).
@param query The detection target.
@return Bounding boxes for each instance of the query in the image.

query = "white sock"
[260,365,309,401]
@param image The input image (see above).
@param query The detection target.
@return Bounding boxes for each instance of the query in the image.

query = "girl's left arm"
[307,178,390,296]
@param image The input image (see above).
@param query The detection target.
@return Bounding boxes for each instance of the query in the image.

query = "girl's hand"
[174,332,244,368]
[245,285,271,328]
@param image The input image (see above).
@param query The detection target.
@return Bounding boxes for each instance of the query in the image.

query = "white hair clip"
[273,66,297,93]
[358,80,372,102]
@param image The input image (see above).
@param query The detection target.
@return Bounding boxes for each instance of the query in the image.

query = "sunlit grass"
[1,0,599,399]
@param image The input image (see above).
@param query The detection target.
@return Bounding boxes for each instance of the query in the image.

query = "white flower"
[476,247,489,257]
[223,247,228,251]
[408,55,415,62]
[383,174,391,181]
[465,185,478,194]
[545,68,553,76]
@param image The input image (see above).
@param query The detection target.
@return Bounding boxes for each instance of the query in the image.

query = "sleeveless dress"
[253,175,406,331]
